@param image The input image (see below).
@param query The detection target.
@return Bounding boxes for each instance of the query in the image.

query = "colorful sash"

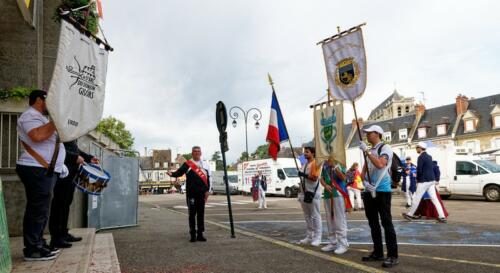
[185,160,208,187]
[328,168,353,210]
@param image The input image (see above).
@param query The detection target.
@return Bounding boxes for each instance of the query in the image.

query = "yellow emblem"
[334,57,360,88]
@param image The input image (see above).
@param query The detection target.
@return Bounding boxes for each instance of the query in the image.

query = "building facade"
[368,90,416,121]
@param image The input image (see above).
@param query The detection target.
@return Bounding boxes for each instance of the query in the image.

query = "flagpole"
[352,100,372,184]
[267,74,300,171]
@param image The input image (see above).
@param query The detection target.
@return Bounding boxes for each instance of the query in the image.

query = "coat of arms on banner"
[320,109,337,153]
[335,57,360,88]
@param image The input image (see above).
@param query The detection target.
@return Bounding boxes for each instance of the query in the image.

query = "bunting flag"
[266,91,289,160]
[313,100,346,166]
[322,28,367,101]
[46,20,109,142]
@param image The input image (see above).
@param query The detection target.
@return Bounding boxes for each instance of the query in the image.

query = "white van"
[211,171,239,195]
[237,158,301,198]
[406,145,500,202]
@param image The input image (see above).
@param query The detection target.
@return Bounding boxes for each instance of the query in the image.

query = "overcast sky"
[100,0,500,163]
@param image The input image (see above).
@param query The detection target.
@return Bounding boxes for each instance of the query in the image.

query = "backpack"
[378,144,405,188]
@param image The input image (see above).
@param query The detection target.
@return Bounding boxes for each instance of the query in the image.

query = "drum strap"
[185,160,208,187]
[20,141,49,168]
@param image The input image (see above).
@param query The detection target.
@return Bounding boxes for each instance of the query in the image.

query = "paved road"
[108,193,500,273]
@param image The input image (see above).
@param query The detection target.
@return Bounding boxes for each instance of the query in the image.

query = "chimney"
[455,94,469,116]
[415,103,426,118]
[352,118,364,129]
[144,147,147,157]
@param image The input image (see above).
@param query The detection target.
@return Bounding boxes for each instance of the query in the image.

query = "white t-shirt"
[299,160,321,199]
[17,107,66,173]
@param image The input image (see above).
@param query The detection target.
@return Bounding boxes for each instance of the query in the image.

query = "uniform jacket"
[402,163,417,193]
[171,161,211,196]
[64,140,93,175]
[416,152,436,183]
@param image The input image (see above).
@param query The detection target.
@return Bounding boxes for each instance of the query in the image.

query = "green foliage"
[211,151,224,171]
[96,116,134,150]
[182,153,193,161]
[53,0,99,34]
[239,152,249,162]
[251,144,271,160]
[0,86,35,101]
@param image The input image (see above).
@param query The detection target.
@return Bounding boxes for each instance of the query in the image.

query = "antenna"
[419,91,426,105]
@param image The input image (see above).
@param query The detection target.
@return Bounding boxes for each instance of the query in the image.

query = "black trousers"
[362,191,398,258]
[186,193,205,235]
[16,165,56,250]
[49,172,77,240]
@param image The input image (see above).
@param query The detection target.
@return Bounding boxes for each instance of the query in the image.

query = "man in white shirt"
[16,90,66,261]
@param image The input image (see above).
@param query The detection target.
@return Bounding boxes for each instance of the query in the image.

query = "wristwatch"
[366,150,372,156]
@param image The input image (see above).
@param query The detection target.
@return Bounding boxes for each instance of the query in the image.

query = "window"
[405,106,410,113]
[163,162,168,168]
[465,141,479,153]
[456,161,477,175]
[399,129,408,140]
[494,115,500,128]
[418,128,427,139]
[464,119,475,132]
[147,173,151,179]
[437,124,447,136]
[383,132,392,142]
[397,107,402,117]
[154,162,159,168]
[155,172,159,181]
[160,173,164,180]
[492,138,500,149]
[277,169,286,180]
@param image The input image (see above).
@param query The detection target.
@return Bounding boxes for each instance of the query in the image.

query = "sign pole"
[216,101,236,238]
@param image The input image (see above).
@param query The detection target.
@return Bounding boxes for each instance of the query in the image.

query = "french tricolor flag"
[266,91,289,160]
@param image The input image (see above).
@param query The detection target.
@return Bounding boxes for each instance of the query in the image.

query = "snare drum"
[73,162,111,195]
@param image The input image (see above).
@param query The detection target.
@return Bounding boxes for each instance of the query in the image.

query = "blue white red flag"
[266,91,289,160]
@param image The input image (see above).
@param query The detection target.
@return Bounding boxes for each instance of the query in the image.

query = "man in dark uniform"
[49,140,98,248]
[168,146,211,242]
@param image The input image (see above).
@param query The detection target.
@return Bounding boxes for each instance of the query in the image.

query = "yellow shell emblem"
[334,57,360,88]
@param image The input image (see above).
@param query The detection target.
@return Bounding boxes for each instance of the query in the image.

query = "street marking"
[349,242,500,248]
[205,212,305,216]
[352,248,500,268]
[166,208,385,273]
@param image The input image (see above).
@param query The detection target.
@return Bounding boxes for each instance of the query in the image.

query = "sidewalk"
[9,228,120,273]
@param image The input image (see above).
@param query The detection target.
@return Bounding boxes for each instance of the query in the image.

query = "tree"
[182,153,192,161]
[239,151,249,162]
[96,116,134,152]
[251,144,270,160]
[211,151,224,171]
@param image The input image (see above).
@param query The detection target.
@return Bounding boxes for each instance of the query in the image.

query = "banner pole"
[352,100,372,184]
[268,74,300,171]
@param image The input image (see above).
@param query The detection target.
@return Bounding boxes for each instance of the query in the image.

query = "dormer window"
[464,119,476,132]
[463,110,479,133]
[383,132,392,142]
[418,127,427,139]
[437,124,447,136]
[494,115,500,129]
[490,105,500,129]
[399,128,408,140]
[154,162,159,168]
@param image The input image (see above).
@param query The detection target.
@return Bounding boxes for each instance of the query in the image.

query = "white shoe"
[310,239,321,247]
[321,243,337,252]
[299,238,312,245]
[334,245,348,255]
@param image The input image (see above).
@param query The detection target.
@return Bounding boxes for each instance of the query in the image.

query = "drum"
[73,162,111,195]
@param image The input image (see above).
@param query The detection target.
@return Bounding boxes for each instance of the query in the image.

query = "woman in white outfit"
[297,147,322,247]
[346,163,364,211]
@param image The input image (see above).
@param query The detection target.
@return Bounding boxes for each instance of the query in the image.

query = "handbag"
[301,163,319,203]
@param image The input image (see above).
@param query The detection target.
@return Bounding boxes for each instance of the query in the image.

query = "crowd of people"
[16,90,99,261]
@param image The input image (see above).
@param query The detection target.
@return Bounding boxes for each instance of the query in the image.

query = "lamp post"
[229,106,262,161]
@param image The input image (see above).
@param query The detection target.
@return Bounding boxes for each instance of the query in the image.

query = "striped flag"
[266,91,289,160]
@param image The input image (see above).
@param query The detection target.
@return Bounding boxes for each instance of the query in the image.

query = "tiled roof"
[456,94,500,136]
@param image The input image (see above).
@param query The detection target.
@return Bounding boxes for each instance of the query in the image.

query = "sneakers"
[402,213,417,221]
[310,239,321,247]
[50,238,72,248]
[299,237,312,245]
[196,233,207,242]
[362,253,385,262]
[43,243,60,255]
[437,217,447,223]
[321,243,337,252]
[382,257,399,268]
[23,247,57,261]
[334,245,348,255]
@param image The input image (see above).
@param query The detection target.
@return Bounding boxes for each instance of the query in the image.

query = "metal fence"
[87,155,139,230]
[0,178,12,273]
[0,113,20,169]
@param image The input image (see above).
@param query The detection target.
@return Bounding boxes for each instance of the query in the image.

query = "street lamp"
[229,106,262,161]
